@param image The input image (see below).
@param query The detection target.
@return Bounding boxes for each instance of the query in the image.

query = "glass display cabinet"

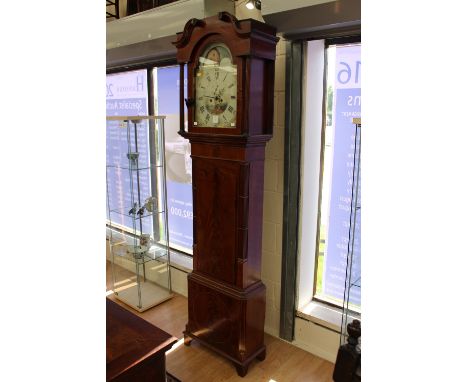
[106,115,173,312]
[339,117,361,344]
[334,117,361,382]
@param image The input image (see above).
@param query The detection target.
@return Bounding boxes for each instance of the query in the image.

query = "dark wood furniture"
[173,12,278,377]
[333,319,361,382]
[106,298,177,382]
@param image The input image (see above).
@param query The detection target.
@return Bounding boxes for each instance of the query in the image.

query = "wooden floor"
[107,261,334,381]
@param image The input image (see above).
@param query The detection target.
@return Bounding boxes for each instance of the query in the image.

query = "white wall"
[291,36,341,362]
[262,35,286,337]
[297,39,325,310]
[293,318,339,362]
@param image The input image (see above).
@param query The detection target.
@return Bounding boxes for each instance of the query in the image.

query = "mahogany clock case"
[173,13,278,377]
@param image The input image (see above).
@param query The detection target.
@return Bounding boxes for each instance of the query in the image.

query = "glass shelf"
[106,115,166,121]
[106,163,163,171]
[111,242,169,264]
[109,206,165,220]
[351,277,361,289]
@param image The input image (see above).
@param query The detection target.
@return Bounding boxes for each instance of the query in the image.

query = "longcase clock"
[173,12,278,377]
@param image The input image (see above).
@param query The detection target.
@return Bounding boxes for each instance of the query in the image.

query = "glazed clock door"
[194,43,237,128]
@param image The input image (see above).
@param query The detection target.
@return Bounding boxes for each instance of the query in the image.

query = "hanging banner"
[323,44,361,307]
[106,70,152,234]
[156,66,193,253]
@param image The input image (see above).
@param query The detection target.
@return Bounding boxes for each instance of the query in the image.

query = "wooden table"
[106,299,178,382]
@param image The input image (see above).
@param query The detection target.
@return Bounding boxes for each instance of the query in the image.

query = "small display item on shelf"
[128,202,138,215]
[126,152,140,165]
[139,234,151,247]
[126,244,148,257]
[144,196,157,212]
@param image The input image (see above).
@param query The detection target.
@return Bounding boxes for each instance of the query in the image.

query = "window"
[295,39,361,325]
[314,42,361,311]
[106,65,193,255]
[153,66,193,254]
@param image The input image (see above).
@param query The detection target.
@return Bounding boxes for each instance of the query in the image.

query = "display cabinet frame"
[106,115,173,312]
[340,117,361,343]
[333,117,361,382]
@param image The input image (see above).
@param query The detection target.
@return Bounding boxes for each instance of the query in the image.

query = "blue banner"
[106,70,152,234]
[323,45,361,306]
[156,66,193,253]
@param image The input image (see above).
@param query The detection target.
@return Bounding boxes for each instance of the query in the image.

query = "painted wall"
[262,0,335,15]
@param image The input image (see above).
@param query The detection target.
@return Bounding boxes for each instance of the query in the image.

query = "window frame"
[312,37,362,310]
[279,34,361,342]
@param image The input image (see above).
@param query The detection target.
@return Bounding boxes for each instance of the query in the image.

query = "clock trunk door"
[193,158,240,284]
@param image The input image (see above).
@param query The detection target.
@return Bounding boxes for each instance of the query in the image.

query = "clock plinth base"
[185,272,266,377]
[256,347,266,361]
[182,331,266,378]
[183,334,193,346]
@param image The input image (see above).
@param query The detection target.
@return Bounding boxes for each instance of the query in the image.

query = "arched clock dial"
[194,43,237,128]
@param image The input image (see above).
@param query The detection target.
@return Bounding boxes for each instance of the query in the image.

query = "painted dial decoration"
[194,43,237,128]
